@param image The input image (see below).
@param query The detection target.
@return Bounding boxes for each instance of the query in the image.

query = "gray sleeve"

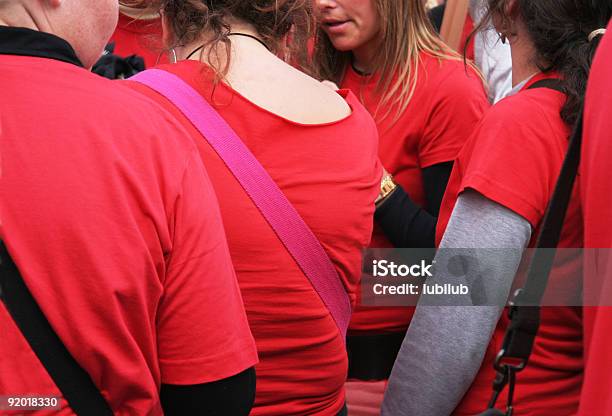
[381,190,532,416]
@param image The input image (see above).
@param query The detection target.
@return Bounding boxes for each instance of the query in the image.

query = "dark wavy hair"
[479,0,612,125]
[122,0,312,78]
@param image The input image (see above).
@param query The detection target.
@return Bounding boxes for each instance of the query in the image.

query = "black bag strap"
[525,78,565,94]
[480,78,582,416]
[0,241,113,416]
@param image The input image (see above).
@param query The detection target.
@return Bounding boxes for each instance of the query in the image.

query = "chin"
[328,38,359,53]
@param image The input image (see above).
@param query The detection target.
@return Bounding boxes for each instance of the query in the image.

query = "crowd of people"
[1,0,611,415]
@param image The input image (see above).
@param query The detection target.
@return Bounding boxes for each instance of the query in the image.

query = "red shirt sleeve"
[419,66,488,168]
[157,151,258,385]
[457,93,568,228]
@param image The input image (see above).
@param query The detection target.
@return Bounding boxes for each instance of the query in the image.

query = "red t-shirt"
[110,12,168,68]
[0,54,257,415]
[437,73,583,415]
[128,61,382,415]
[579,23,612,416]
[342,52,489,334]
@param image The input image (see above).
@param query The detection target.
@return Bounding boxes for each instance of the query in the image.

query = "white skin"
[160,13,351,124]
[314,0,382,73]
[0,0,118,69]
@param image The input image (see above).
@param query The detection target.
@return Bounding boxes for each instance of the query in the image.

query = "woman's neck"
[175,19,263,63]
[351,40,379,74]
[508,29,541,86]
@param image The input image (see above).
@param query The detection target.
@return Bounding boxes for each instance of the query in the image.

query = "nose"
[314,0,338,10]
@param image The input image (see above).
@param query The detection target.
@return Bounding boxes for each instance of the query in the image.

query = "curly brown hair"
[123,0,313,78]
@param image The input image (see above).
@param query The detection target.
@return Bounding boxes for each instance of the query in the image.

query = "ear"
[504,0,519,19]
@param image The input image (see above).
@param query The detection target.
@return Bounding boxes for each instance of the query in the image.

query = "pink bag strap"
[130,69,351,339]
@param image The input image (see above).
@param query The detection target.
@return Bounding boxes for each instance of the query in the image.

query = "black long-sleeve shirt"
[375,162,453,247]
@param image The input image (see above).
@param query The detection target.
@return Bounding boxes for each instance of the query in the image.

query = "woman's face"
[315,0,381,53]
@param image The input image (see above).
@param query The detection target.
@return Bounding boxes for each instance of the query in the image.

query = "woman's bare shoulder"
[228,55,352,125]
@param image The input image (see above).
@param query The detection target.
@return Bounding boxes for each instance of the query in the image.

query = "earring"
[170,48,178,64]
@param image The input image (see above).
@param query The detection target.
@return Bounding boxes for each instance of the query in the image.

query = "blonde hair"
[424,0,441,10]
[118,4,161,20]
[311,0,482,122]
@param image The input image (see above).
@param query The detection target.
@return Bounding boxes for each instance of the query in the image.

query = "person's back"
[125,1,382,414]
[0,2,257,414]
[223,35,352,124]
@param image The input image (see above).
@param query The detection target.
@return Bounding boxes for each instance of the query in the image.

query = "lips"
[325,20,348,27]
[322,19,351,34]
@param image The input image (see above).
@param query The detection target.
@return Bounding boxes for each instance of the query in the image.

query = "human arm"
[375,162,453,247]
[375,60,488,248]
[157,151,258,408]
[381,190,531,416]
[160,367,256,415]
